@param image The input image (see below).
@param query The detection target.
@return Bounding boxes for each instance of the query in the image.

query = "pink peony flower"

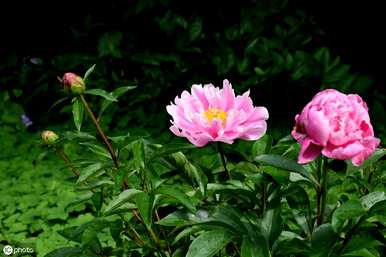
[167,80,269,147]
[292,89,380,166]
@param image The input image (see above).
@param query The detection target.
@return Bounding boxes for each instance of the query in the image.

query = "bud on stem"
[62,73,86,95]
[41,130,59,145]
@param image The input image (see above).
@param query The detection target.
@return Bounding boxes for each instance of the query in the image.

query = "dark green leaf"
[255,154,317,185]
[157,185,196,212]
[85,89,117,102]
[360,191,386,211]
[135,192,154,228]
[44,247,82,257]
[104,189,142,215]
[190,19,202,41]
[332,200,366,232]
[310,224,337,255]
[72,97,84,131]
[77,162,104,183]
[80,142,111,159]
[186,229,233,257]
[83,64,96,82]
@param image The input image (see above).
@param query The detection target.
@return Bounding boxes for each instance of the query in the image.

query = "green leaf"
[310,224,338,255]
[104,189,143,215]
[190,18,202,41]
[44,247,82,257]
[255,154,317,185]
[252,135,273,156]
[186,229,233,257]
[57,226,85,243]
[131,139,145,170]
[285,185,312,235]
[157,185,196,212]
[331,200,366,232]
[99,85,136,118]
[72,97,84,131]
[261,205,283,247]
[135,192,154,228]
[80,142,111,159]
[48,96,69,112]
[360,191,386,211]
[62,131,96,141]
[172,152,207,195]
[83,64,96,82]
[341,248,379,257]
[77,162,104,183]
[241,238,267,257]
[85,89,117,102]
[149,143,195,160]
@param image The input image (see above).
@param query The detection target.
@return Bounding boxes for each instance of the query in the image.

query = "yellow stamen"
[203,108,227,126]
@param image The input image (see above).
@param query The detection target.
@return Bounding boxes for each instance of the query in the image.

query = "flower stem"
[80,94,119,169]
[55,147,80,177]
[316,157,329,226]
[217,142,232,180]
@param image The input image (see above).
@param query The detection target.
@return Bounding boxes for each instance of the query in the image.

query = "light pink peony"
[292,89,380,166]
[167,80,269,147]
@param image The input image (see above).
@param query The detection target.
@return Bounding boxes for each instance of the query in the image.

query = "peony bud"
[41,130,59,145]
[62,73,86,95]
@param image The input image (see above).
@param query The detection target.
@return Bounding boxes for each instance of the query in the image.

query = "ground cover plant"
[0,1,385,257]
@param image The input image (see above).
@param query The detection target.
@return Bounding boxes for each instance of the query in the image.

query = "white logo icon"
[3,245,13,256]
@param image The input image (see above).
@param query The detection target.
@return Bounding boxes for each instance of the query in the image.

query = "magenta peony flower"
[292,89,380,166]
[167,79,269,147]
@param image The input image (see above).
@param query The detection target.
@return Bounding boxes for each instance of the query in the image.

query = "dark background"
[1,0,385,83]
[1,0,385,140]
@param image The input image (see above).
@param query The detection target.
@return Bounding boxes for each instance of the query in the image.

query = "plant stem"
[261,183,267,216]
[316,157,329,226]
[155,210,172,255]
[55,148,80,177]
[337,216,365,254]
[79,94,119,169]
[217,142,232,180]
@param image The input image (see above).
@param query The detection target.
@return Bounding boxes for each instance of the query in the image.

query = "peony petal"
[298,138,323,164]
[322,141,364,160]
[221,79,235,111]
[305,107,330,146]
[191,84,209,109]
[351,137,380,166]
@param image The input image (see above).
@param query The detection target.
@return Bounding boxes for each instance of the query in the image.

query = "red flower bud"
[41,130,59,145]
[62,73,86,95]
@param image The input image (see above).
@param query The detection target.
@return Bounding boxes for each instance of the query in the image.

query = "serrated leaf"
[186,229,233,257]
[85,89,117,102]
[72,97,84,131]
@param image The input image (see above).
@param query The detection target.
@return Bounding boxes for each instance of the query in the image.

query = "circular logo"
[3,245,13,256]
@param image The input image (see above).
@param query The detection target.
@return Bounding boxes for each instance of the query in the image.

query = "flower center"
[203,108,227,126]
